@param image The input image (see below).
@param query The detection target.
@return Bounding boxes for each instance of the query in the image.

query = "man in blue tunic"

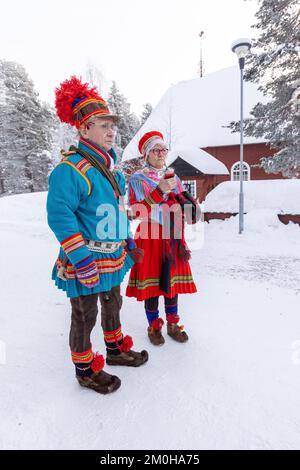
[47,76,148,395]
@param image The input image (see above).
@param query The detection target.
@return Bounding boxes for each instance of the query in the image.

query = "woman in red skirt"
[126,131,200,345]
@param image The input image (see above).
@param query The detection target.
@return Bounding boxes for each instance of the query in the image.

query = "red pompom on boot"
[166,314,189,343]
[119,335,133,353]
[90,352,105,373]
[106,334,149,367]
[148,318,165,346]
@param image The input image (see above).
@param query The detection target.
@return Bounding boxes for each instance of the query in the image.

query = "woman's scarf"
[130,165,191,265]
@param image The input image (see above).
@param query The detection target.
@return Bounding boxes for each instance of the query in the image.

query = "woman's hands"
[157,176,177,193]
[123,238,144,263]
[175,191,202,224]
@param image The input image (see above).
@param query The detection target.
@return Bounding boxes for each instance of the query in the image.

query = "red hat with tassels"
[55,76,118,129]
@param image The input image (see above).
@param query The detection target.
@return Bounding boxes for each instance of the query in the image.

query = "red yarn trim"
[166,314,180,324]
[120,335,133,353]
[90,353,105,373]
[151,318,164,331]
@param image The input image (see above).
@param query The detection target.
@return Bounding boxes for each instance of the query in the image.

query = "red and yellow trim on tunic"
[75,158,93,174]
[55,249,127,279]
[59,160,92,194]
[61,233,85,255]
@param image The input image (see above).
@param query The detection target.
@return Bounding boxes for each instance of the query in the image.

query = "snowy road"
[0,192,300,450]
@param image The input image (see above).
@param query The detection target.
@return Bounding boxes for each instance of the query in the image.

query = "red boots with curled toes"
[75,352,121,395]
[106,334,149,367]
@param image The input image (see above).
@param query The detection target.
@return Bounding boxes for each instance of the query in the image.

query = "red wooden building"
[170,142,283,203]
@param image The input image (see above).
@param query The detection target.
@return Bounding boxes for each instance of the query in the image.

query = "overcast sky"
[1,0,259,115]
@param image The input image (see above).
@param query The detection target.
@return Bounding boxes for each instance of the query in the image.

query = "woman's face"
[147,145,168,169]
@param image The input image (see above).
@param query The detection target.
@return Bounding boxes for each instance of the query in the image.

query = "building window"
[182,180,197,198]
[231,162,250,181]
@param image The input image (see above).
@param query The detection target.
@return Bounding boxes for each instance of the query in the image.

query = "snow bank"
[0,192,47,223]
[203,208,300,257]
[0,192,52,240]
[204,179,300,214]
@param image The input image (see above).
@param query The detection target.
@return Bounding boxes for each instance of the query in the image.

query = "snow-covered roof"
[204,180,300,214]
[123,66,268,161]
[167,146,229,175]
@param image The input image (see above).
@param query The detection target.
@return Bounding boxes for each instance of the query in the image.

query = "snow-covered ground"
[0,192,300,450]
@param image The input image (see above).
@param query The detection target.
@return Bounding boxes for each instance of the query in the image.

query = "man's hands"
[75,255,100,288]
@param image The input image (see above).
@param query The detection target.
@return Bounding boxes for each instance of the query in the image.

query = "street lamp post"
[231,38,252,234]
[199,31,204,78]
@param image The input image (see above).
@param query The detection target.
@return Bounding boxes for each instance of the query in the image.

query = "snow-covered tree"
[116,157,144,183]
[140,103,153,126]
[51,121,78,166]
[107,81,140,157]
[0,60,57,194]
[230,0,300,177]
[83,62,109,98]
[0,75,7,194]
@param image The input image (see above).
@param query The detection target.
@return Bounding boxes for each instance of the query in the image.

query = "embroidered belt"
[84,239,122,253]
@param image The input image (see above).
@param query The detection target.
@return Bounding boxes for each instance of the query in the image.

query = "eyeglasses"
[151,148,168,156]
[88,120,118,132]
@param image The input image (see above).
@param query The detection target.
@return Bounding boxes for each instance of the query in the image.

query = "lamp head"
[231,38,252,59]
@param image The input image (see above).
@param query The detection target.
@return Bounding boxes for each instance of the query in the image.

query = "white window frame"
[182,180,197,198]
[231,161,251,181]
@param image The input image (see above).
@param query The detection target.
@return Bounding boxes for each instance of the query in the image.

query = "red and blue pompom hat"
[55,76,117,129]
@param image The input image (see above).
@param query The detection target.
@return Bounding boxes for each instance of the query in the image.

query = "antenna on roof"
[198,31,205,78]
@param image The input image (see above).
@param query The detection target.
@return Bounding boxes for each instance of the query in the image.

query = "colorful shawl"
[128,165,191,268]
[128,166,183,225]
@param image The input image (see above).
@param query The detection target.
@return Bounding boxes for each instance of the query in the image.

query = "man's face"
[82,116,117,151]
